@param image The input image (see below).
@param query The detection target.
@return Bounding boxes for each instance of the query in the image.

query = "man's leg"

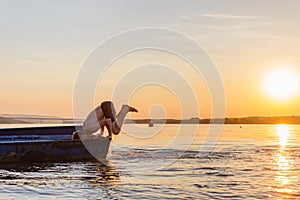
[99,118,113,140]
[112,105,138,135]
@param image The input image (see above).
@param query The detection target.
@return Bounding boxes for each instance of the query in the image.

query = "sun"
[263,68,299,100]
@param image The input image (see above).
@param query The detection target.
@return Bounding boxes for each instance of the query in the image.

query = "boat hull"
[0,126,111,164]
[0,138,110,164]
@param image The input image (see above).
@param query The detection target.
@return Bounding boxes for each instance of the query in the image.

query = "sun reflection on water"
[276,124,290,147]
[273,124,298,198]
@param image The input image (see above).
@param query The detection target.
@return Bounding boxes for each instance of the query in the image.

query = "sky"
[1,0,300,119]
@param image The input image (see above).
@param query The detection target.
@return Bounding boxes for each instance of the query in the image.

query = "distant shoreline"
[126,116,300,124]
[1,116,300,125]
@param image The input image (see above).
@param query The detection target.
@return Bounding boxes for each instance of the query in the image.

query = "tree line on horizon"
[126,116,300,124]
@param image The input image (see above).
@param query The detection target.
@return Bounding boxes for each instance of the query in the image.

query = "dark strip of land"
[0,117,30,124]
[126,116,300,124]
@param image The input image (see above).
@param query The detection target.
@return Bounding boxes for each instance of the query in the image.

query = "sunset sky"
[1,1,300,119]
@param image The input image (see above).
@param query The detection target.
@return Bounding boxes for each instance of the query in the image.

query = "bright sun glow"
[263,68,299,100]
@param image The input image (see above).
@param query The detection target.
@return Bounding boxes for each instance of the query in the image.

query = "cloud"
[180,15,194,21]
[203,14,256,20]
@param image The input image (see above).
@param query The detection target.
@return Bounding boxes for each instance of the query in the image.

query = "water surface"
[0,124,299,199]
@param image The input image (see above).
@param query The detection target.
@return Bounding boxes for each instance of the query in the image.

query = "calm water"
[0,124,299,199]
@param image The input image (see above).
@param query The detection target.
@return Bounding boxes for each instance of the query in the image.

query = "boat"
[0,126,110,164]
[148,121,154,127]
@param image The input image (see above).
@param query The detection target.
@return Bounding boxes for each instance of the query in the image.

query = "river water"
[0,124,299,199]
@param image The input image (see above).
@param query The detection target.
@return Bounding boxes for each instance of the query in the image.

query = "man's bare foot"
[122,105,138,113]
[128,105,138,112]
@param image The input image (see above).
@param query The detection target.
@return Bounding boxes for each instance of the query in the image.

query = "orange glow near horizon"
[1,61,300,119]
[94,49,210,119]
[128,84,182,119]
